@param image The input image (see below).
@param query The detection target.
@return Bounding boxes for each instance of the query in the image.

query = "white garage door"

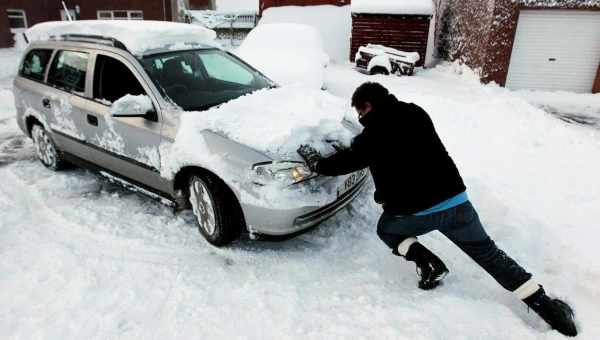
[506,10,600,93]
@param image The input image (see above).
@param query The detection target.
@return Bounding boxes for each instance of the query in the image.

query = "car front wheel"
[188,174,242,246]
[31,124,67,170]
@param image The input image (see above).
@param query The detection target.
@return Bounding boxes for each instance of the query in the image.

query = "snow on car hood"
[176,85,356,159]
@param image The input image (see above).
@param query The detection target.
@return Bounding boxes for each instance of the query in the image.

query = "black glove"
[297,144,322,172]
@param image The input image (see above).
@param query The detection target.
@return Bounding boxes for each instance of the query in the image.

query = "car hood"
[174,85,360,161]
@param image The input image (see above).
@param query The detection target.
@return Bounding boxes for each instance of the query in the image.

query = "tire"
[370,66,390,76]
[188,173,243,246]
[31,124,67,170]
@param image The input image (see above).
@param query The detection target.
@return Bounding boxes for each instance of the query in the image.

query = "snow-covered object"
[173,85,353,158]
[356,44,420,75]
[367,55,393,74]
[351,0,434,15]
[24,20,217,56]
[188,10,256,29]
[109,95,154,116]
[359,44,420,65]
[259,5,351,63]
[215,0,258,12]
[236,23,330,89]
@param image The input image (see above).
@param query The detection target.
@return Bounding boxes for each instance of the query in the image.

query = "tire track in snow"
[0,165,219,266]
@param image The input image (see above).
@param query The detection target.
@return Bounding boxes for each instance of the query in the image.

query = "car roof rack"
[53,34,129,52]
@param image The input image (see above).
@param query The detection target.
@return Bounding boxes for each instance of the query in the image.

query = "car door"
[13,48,54,133]
[78,51,169,194]
[44,48,94,158]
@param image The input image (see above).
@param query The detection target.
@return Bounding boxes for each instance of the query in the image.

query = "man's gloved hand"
[297,144,322,172]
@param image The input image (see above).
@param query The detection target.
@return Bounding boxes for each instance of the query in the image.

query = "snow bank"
[352,0,434,15]
[514,89,600,119]
[25,21,217,56]
[236,23,329,89]
[175,85,353,157]
[260,5,351,63]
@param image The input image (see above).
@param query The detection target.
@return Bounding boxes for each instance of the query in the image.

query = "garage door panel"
[506,10,600,93]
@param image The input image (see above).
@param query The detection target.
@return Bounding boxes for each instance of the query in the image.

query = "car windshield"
[141,49,274,111]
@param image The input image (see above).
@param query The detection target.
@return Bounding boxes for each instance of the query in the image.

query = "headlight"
[252,161,315,185]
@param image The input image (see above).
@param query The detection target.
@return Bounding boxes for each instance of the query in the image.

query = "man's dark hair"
[351,82,390,110]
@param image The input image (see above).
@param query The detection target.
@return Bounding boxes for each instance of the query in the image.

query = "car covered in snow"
[355,44,419,76]
[13,21,368,246]
[235,23,330,89]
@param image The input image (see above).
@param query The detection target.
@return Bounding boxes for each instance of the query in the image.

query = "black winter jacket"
[316,94,466,215]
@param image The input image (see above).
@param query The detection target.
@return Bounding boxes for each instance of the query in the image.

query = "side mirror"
[110,94,157,122]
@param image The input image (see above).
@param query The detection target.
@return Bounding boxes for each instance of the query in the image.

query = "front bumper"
[242,174,369,236]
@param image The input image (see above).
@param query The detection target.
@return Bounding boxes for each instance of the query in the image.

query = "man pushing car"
[297,82,577,337]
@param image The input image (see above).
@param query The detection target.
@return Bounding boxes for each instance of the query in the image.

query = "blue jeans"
[377,201,532,292]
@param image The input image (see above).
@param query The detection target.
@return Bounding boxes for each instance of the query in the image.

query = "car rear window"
[19,49,53,82]
[47,50,89,94]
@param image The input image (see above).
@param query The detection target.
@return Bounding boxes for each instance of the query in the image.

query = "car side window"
[93,54,146,104]
[47,50,89,94]
[19,49,53,82]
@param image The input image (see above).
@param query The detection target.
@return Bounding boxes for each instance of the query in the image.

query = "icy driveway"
[2,57,600,339]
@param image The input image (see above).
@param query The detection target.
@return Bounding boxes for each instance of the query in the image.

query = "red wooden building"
[259,0,434,66]
[0,0,181,47]
[260,0,350,16]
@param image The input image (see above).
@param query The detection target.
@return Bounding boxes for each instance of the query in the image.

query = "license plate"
[337,169,367,197]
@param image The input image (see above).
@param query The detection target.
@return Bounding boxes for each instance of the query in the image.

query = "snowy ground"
[1,46,600,339]
[514,90,600,129]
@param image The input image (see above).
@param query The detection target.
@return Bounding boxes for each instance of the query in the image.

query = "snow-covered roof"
[215,0,258,12]
[25,20,217,56]
[188,10,256,29]
[351,0,434,15]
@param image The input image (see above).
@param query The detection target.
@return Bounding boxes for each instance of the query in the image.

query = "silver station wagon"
[13,21,368,246]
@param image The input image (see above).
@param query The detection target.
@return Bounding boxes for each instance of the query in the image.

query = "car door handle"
[42,98,51,109]
[87,114,98,127]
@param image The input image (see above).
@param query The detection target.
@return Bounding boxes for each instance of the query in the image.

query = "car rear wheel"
[31,124,67,170]
[188,174,243,246]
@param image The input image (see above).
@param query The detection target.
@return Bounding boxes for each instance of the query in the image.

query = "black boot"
[524,287,578,337]
[404,242,449,290]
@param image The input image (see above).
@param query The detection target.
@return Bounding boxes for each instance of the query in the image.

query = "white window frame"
[7,9,27,32]
[97,10,144,20]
